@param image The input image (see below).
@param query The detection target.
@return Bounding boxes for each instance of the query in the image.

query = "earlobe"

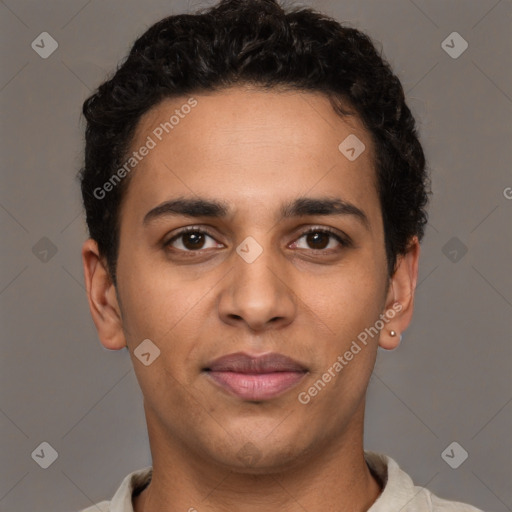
[82,239,127,350]
[379,321,403,351]
[379,237,420,351]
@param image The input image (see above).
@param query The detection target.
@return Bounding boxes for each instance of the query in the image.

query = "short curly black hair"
[79,0,429,283]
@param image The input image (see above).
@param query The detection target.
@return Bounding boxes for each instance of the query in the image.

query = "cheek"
[116,262,207,403]
[115,248,204,346]
[297,264,386,409]
[304,259,387,338]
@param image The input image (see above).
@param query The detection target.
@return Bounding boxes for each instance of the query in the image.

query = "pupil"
[307,232,328,249]
[184,232,205,250]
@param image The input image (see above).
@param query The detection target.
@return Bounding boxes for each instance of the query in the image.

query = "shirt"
[79,451,483,512]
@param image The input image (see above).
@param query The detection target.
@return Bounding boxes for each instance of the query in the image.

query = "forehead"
[120,86,379,224]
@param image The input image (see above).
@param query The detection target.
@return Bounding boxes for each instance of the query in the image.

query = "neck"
[134,406,381,512]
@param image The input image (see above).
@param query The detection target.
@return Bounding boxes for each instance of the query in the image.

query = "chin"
[204,431,312,475]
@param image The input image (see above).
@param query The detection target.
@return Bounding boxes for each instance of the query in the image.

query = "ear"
[82,238,126,350]
[379,237,420,350]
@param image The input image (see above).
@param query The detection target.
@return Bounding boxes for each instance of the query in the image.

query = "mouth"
[203,352,308,401]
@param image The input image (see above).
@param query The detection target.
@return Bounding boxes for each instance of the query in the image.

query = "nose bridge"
[236,247,282,297]
[218,236,296,329]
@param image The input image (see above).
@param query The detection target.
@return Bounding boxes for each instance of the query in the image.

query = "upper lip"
[205,352,307,373]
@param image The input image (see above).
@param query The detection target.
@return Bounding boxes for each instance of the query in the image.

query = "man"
[78,0,483,510]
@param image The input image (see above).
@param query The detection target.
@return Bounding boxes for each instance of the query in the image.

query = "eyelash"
[163,226,352,254]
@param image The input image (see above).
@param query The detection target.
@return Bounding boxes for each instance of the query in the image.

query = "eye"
[291,228,349,251]
[165,228,222,252]
[163,226,351,255]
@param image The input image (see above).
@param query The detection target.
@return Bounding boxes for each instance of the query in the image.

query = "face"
[85,86,414,473]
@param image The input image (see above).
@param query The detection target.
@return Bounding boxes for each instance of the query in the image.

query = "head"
[80,0,429,472]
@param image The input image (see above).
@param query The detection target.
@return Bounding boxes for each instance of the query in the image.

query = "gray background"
[0,0,511,511]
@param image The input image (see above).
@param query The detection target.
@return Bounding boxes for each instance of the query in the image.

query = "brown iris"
[306,232,330,250]
[182,232,206,250]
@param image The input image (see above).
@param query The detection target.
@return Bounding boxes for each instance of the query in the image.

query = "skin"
[82,86,419,512]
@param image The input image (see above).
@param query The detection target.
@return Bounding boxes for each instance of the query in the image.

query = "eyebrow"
[143,196,369,229]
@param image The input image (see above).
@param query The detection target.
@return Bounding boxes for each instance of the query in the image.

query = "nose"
[217,244,297,332]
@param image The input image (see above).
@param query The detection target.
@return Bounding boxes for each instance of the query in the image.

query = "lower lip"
[206,371,306,401]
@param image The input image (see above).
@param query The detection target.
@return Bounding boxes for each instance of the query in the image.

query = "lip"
[204,352,308,401]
